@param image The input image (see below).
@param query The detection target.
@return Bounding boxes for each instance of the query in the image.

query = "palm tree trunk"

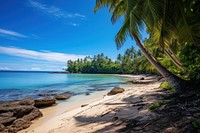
[168,47,184,68]
[132,32,185,92]
[164,49,184,71]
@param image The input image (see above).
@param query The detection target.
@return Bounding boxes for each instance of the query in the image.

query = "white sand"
[20,75,162,133]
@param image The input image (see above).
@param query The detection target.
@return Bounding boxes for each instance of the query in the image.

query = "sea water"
[0,71,129,101]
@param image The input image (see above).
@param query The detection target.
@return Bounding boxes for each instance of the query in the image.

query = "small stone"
[85,92,90,96]
[139,77,145,80]
[81,104,88,107]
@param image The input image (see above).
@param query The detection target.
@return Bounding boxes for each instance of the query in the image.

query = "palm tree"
[145,38,185,71]
[94,0,191,92]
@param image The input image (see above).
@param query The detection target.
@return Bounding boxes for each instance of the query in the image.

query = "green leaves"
[148,100,170,110]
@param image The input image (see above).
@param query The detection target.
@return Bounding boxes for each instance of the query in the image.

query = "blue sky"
[0,0,148,71]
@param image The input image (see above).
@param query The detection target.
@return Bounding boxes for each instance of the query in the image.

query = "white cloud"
[0,28,27,38]
[31,67,40,70]
[74,13,86,18]
[28,0,86,19]
[0,67,10,70]
[0,46,86,63]
[69,23,79,27]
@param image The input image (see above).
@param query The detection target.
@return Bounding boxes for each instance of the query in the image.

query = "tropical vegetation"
[67,46,149,74]
[93,0,200,92]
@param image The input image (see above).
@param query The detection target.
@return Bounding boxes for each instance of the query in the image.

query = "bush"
[148,100,169,110]
[160,82,175,93]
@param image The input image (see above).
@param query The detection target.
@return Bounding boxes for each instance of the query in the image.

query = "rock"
[62,91,72,95]
[18,98,34,105]
[107,86,125,95]
[22,108,42,121]
[61,91,75,96]
[0,99,34,113]
[0,116,16,125]
[34,98,56,108]
[85,92,90,96]
[0,124,5,131]
[81,104,88,107]
[7,118,31,132]
[0,112,14,117]
[38,93,55,97]
[13,106,34,118]
[55,94,70,100]
[139,77,145,80]
[0,98,43,132]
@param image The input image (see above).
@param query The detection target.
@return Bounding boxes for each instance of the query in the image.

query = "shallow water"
[0,71,129,101]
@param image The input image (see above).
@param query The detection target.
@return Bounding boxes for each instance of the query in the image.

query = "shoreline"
[19,89,110,133]
[20,74,161,133]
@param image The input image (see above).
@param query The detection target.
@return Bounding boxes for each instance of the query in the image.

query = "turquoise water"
[0,71,128,101]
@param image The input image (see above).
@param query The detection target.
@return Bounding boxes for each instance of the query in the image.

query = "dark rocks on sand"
[139,77,145,80]
[0,117,16,126]
[85,92,90,96]
[34,98,56,108]
[107,86,125,95]
[55,94,70,100]
[7,118,32,133]
[23,108,42,121]
[0,98,42,132]
[81,104,88,107]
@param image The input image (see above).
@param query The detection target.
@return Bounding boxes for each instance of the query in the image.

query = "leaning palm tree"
[94,0,191,92]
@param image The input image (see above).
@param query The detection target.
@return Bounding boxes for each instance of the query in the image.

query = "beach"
[20,75,162,133]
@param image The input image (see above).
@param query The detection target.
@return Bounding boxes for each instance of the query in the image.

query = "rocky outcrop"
[107,86,125,95]
[34,98,56,108]
[0,98,42,132]
[0,124,5,131]
[7,118,32,133]
[55,94,70,100]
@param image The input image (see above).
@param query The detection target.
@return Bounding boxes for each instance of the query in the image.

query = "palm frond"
[115,18,130,50]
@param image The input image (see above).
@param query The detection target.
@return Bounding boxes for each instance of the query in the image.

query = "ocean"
[0,71,129,101]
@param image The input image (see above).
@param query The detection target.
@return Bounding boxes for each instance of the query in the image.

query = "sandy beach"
[20,75,162,133]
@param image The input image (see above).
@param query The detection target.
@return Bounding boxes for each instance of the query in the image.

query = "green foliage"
[67,53,121,74]
[94,0,200,83]
[160,82,175,93]
[148,100,170,110]
[192,119,200,129]
[67,46,159,74]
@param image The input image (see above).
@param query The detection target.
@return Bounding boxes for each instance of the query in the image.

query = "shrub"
[160,82,175,93]
[148,100,169,110]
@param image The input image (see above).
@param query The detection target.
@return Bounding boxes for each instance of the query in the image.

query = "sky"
[0,0,148,71]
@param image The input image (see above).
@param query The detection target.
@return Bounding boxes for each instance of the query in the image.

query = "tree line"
[67,46,150,74]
